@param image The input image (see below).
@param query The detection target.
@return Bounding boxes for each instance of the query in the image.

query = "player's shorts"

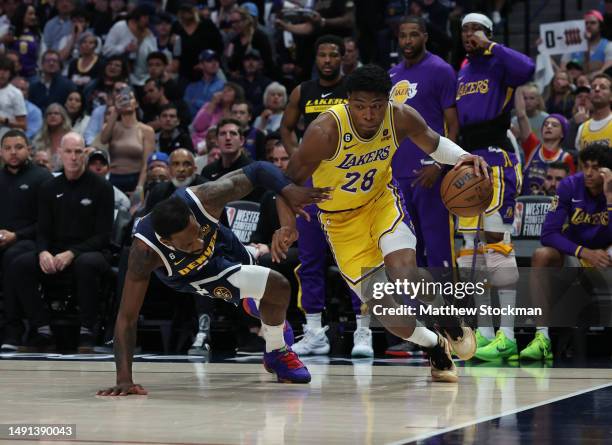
[457,148,523,233]
[155,225,259,305]
[318,182,416,286]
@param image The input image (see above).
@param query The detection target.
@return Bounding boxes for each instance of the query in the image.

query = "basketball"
[440,165,493,217]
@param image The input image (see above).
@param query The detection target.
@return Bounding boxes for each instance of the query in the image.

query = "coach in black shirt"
[0,130,52,351]
[5,132,114,353]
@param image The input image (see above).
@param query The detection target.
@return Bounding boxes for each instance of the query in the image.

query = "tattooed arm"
[191,169,255,220]
[97,238,162,396]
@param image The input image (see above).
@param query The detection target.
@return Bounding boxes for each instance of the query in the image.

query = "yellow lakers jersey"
[312,103,400,212]
[577,117,612,150]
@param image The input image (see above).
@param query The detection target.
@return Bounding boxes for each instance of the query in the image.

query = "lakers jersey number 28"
[312,102,401,212]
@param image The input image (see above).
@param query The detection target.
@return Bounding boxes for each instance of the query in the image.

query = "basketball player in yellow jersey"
[272,65,489,383]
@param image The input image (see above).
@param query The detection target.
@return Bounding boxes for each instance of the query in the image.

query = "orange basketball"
[440,165,493,217]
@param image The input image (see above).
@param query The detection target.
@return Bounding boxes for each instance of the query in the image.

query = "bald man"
[144,148,208,214]
[4,131,115,353]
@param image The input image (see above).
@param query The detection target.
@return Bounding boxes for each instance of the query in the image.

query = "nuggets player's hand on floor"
[271,226,298,263]
[97,382,148,396]
[412,164,442,188]
[280,184,332,220]
[453,154,490,180]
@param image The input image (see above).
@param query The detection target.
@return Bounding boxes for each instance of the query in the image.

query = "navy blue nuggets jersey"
[133,188,253,304]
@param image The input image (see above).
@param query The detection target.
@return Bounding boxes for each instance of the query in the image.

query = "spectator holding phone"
[99,86,155,196]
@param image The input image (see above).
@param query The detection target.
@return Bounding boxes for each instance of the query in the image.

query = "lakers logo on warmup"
[213,286,232,301]
[391,80,418,104]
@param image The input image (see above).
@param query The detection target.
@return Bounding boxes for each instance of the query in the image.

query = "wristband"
[429,136,469,165]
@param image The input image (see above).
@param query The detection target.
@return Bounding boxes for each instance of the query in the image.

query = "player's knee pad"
[456,246,487,283]
[483,241,519,287]
[228,265,270,301]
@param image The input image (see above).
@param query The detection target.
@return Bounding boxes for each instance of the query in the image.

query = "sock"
[477,288,495,339]
[479,326,495,339]
[80,326,93,335]
[536,327,550,340]
[261,322,285,352]
[405,322,437,348]
[498,289,516,340]
[38,325,51,335]
[356,314,370,329]
[499,326,515,340]
[305,313,322,331]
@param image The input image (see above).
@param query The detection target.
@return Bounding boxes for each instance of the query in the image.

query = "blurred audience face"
[159,107,179,132]
[45,105,65,128]
[42,52,61,76]
[229,10,248,34]
[5,52,21,76]
[24,6,37,28]
[268,143,289,172]
[11,77,29,99]
[221,85,237,105]
[552,71,571,94]
[59,133,86,177]
[143,80,163,105]
[33,150,52,171]
[0,66,11,89]
[207,147,221,164]
[243,56,261,76]
[231,103,251,126]
[585,15,602,40]
[343,39,360,67]
[217,122,244,157]
[543,167,568,195]
[541,117,563,143]
[575,74,590,88]
[590,77,612,109]
[398,22,426,61]
[105,59,124,79]
[266,90,285,112]
[315,43,342,81]
[147,165,170,184]
[147,57,166,79]
[523,87,540,113]
[156,20,171,38]
[56,0,75,16]
[65,92,83,115]
[575,89,592,110]
[1,134,31,171]
[88,158,109,176]
[202,59,220,77]
[79,34,97,57]
[178,7,196,24]
[169,149,196,187]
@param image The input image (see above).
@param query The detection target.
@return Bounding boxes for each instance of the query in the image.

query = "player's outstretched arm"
[393,104,489,179]
[192,163,331,221]
[97,239,160,396]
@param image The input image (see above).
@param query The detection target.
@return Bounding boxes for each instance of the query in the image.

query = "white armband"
[430,136,469,165]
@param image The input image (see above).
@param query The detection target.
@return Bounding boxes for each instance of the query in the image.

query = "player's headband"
[461,13,493,32]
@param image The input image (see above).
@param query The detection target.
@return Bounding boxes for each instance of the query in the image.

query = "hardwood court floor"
[0,358,610,445]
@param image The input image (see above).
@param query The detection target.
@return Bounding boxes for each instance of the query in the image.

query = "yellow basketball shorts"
[318,183,416,286]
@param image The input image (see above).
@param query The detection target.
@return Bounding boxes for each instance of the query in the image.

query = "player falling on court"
[272,65,489,382]
[98,151,331,396]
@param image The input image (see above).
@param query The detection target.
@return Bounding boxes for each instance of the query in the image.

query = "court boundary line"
[385,382,612,445]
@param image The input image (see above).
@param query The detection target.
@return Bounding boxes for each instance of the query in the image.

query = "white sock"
[261,322,285,352]
[305,312,322,331]
[479,326,495,339]
[477,288,495,339]
[498,289,516,340]
[499,326,515,340]
[38,325,51,335]
[536,327,550,339]
[405,323,437,348]
[356,314,370,329]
